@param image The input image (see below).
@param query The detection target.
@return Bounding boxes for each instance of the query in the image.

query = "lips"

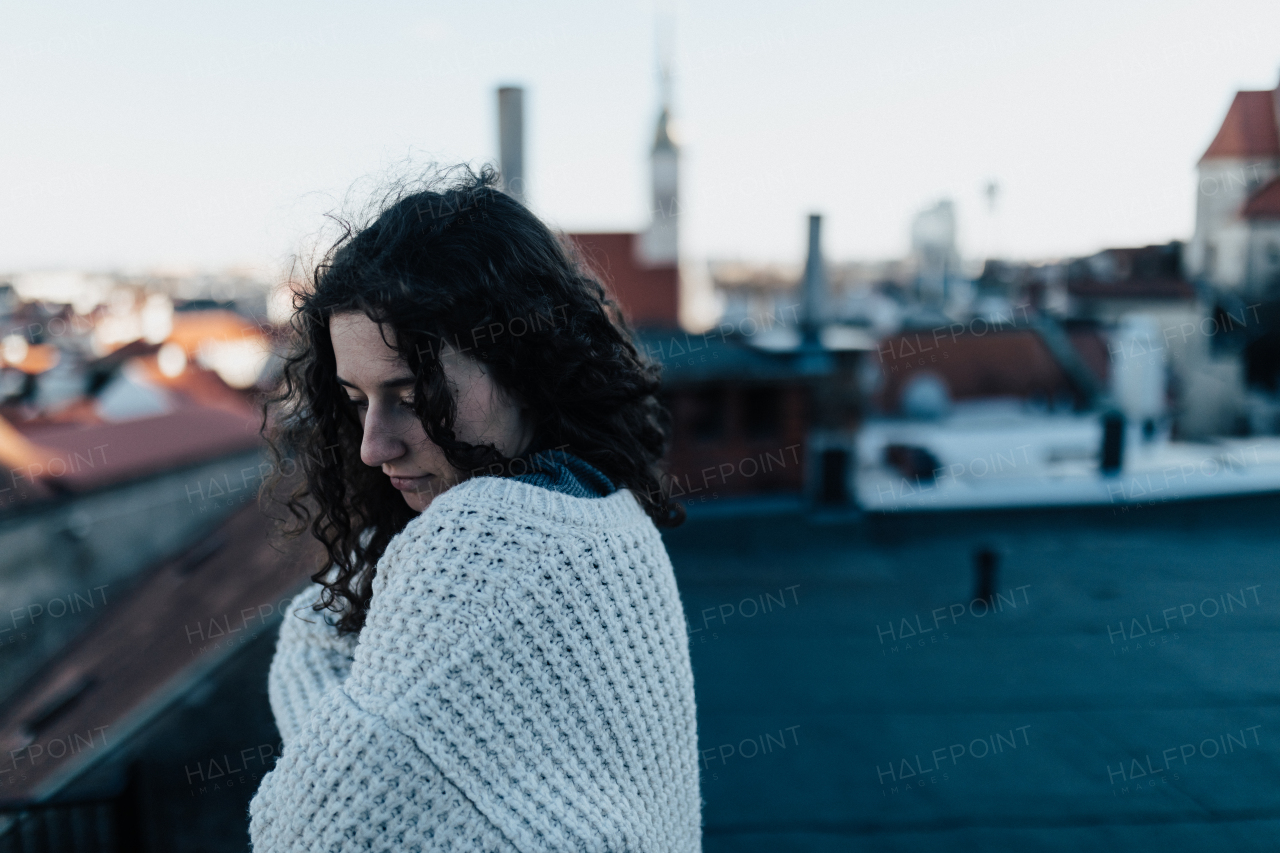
[388,474,435,493]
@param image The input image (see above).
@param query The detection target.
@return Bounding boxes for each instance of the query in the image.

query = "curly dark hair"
[265,166,683,634]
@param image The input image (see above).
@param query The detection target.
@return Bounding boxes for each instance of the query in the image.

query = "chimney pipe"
[497,86,525,204]
[1273,70,1280,147]
[801,214,827,346]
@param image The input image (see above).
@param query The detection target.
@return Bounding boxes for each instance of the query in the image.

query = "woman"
[248,168,702,852]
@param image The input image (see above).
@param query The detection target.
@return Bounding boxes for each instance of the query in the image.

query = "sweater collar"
[509,448,615,499]
[422,475,646,531]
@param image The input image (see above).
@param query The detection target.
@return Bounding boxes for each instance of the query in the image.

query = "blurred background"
[3,1,1280,850]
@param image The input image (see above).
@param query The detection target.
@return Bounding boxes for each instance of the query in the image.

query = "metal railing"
[0,799,129,853]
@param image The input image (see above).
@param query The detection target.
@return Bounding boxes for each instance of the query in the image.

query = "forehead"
[330,311,408,384]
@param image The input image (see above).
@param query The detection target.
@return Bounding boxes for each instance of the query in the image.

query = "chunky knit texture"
[249,476,701,852]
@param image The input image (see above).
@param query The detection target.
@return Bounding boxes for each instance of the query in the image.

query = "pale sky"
[3,0,1279,274]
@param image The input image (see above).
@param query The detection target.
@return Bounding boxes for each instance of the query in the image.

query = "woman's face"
[330,311,532,512]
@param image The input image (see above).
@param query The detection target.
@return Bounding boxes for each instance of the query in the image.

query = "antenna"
[655,0,675,111]
[984,180,999,214]
[984,179,1001,263]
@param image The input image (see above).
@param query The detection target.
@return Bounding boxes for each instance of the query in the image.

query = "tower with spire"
[638,28,679,267]
[1187,70,1280,293]
[565,17,681,329]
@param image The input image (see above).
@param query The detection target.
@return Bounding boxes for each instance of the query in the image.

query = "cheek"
[400,414,430,447]
[404,425,437,457]
[454,390,523,452]
[451,391,492,443]
[401,420,457,473]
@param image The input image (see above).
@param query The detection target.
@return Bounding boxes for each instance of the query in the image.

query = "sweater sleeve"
[251,518,529,853]
[267,584,359,751]
[249,685,519,853]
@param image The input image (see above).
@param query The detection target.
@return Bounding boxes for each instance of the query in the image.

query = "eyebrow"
[336,376,417,390]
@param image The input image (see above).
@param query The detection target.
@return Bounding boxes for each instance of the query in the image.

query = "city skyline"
[3,0,1280,275]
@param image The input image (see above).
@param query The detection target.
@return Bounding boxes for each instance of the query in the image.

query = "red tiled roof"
[1242,176,1280,219]
[0,416,57,504]
[6,344,60,376]
[0,504,319,799]
[167,310,266,354]
[1200,90,1280,161]
[15,405,260,493]
[0,415,52,472]
[875,328,1081,412]
[1065,328,1111,384]
[566,233,679,329]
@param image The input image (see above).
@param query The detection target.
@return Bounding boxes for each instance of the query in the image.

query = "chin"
[402,491,434,513]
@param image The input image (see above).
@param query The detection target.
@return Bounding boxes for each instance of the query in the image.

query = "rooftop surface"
[5,483,1278,851]
[668,493,1280,851]
[0,501,317,800]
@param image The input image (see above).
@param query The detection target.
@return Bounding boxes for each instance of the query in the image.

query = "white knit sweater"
[248,476,702,852]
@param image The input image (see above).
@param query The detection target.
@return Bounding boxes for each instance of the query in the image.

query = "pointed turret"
[638,49,679,266]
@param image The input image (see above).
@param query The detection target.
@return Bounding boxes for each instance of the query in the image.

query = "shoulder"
[366,476,658,631]
[420,475,651,533]
[379,476,653,574]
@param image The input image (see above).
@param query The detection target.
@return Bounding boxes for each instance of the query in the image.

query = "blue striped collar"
[509,448,615,499]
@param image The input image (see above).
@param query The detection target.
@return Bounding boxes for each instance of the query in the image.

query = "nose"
[359,404,407,468]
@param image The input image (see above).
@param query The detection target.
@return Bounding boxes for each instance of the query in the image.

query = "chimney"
[497,86,525,204]
[800,214,827,346]
[1273,68,1280,146]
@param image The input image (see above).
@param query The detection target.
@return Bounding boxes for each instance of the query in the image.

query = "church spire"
[654,28,675,152]
[639,11,679,267]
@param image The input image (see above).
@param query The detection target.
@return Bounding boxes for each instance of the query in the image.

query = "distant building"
[1181,72,1280,429]
[567,233,680,330]
[871,323,1109,418]
[567,62,683,329]
[638,103,679,267]
[556,96,831,503]
[573,228,826,502]
[1186,74,1280,295]
[1058,243,1209,433]
[1063,243,1196,321]
[911,199,960,306]
[0,281,283,713]
[646,328,811,501]
[648,217,873,506]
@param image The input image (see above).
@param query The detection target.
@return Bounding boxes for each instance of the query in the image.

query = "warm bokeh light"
[156,341,187,377]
